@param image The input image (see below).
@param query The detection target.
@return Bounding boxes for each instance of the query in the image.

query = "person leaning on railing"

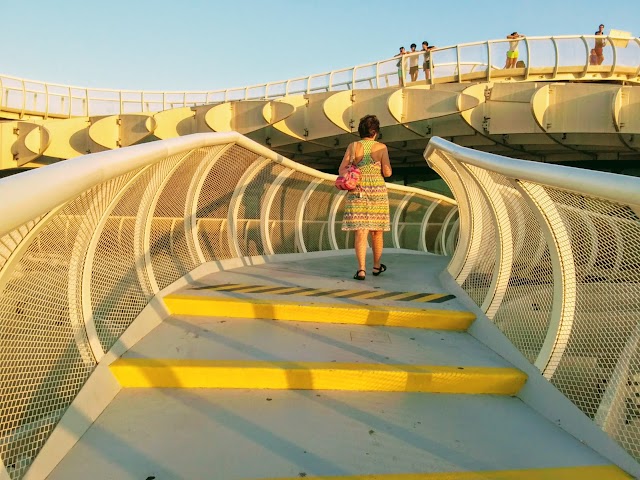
[338,115,392,281]
[504,32,524,69]
[422,41,436,82]
[594,24,606,65]
[395,46,407,86]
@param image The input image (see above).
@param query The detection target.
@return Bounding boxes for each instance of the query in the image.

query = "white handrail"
[426,136,640,467]
[1,34,637,117]
[425,136,640,207]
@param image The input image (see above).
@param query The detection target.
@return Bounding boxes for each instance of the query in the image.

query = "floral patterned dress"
[341,139,390,231]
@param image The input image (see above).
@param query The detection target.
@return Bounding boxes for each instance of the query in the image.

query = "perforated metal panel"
[427,137,640,462]
[0,135,456,479]
[301,181,335,252]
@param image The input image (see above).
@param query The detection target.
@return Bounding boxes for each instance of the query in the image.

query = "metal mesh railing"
[426,136,640,461]
[0,132,455,479]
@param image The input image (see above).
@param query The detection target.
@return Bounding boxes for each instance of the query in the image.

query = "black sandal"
[354,270,366,280]
[372,264,387,276]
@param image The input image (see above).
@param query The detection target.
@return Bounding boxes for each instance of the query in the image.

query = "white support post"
[227,157,272,259]
[462,165,514,319]
[328,191,347,250]
[419,200,442,252]
[392,193,413,248]
[260,169,295,255]
[79,167,152,362]
[184,144,233,265]
[515,180,577,378]
[295,179,324,254]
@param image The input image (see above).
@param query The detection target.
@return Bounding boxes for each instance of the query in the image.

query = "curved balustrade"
[0,133,455,479]
[426,137,640,459]
[1,34,638,119]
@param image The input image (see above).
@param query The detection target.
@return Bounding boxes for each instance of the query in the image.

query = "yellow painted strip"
[289,288,329,297]
[329,289,368,298]
[379,291,431,301]
[257,465,632,479]
[352,290,397,300]
[205,283,250,292]
[109,359,526,394]
[412,293,448,303]
[163,295,475,331]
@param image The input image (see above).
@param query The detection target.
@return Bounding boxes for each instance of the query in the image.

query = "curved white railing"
[0,133,456,479]
[426,137,640,459]
[1,34,638,118]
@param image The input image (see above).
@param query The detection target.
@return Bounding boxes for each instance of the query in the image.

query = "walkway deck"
[46,252,633,479]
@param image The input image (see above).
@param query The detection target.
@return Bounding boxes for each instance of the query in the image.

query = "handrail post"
[609,36,617,76]
[551,37,559,78]
[265,84,270,99]
[183,91,187,108]
[44,83,49,118]
[328,72,334,92]
[486,41,492,81]
[21,80,26,118]
[306,75,313,95]
[456,45,462,82]
[523,37,531,80]
[352,66,358,90]
[162,92,166,111]
[119,91,123,115]
[375,62,380,88]
[285,80,290,96]
[68,86,72,117]
[84,88,89,117]
[580,36,590,76]
[635,39,640,78]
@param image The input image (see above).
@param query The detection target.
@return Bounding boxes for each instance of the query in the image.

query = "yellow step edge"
[109,359,526,395]
[256,464,633,479]
[163,294,476,331]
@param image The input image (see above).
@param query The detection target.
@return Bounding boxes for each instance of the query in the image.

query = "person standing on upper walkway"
[395,46,407,86]
[422,41,435,82]
[594,24,606,65]
[504,32,524,69]
[409,43,420,82]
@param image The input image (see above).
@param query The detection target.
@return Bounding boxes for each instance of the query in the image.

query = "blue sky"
[1,0,637,91]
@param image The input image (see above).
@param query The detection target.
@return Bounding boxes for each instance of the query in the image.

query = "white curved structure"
[0,133,456,479]
[427,137,640,457]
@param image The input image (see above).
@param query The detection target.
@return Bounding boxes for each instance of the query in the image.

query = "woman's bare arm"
[338,142,358,175]
[379,145,392,177]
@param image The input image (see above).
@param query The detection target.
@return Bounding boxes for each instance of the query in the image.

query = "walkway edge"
[163,294,476,330]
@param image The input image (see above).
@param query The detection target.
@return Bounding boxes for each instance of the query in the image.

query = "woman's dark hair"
[358,115,380,138]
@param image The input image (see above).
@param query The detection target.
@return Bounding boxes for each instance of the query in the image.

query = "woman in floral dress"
[339,115,392,280]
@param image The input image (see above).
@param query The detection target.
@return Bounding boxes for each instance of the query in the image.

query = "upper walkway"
[1,34,640,174]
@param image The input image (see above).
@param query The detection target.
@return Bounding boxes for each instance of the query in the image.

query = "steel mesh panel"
[196,145,261,261]
[385,191,404,246]
[150,147,225,289]
[485,172,554,362]
[0,193,101,479]
[236,160,283,257]
[267,172,313,254]
[334,193,352,249]
[90,159,178,351]
[301,181,335,252]
[459,168,496,305]
[0,219,43,272]
[443,215,460,256]
[540,187,640,449]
